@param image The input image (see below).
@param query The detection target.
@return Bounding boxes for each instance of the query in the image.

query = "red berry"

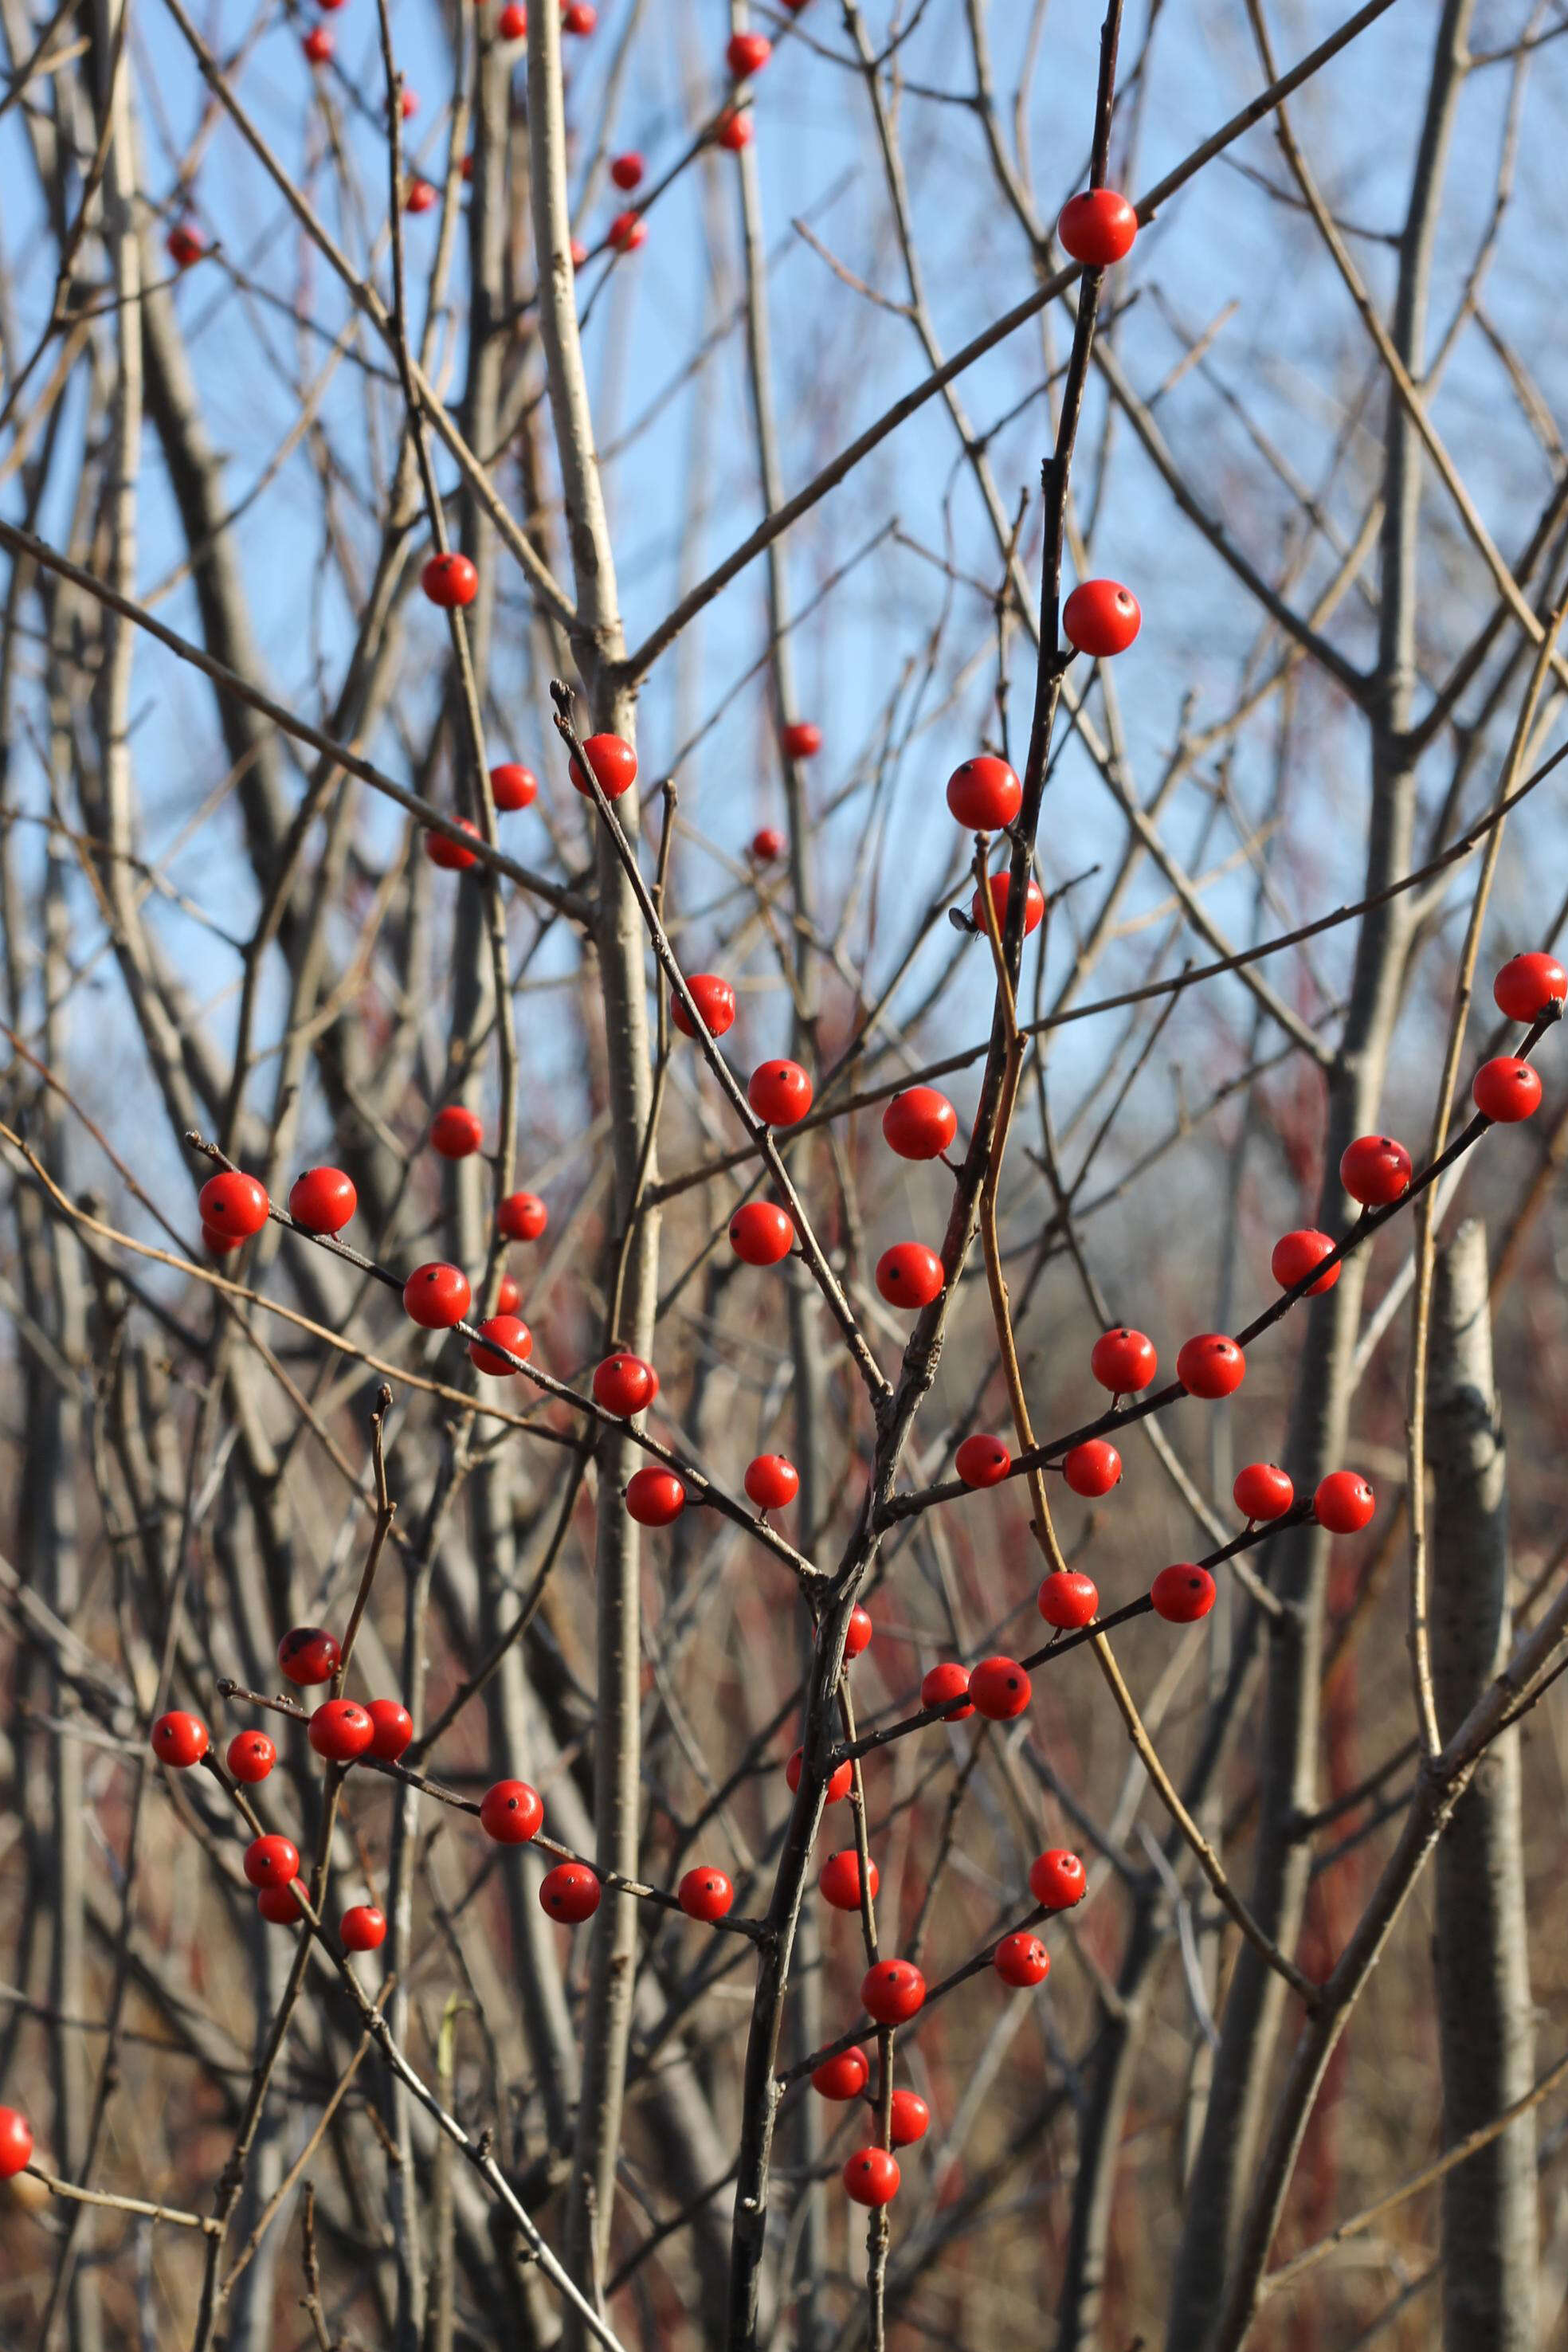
[309,1699,375,1762]
[608,210,647,253]
[812,2048,868,2099]
[198,1170,269,1240]
[468,1314,532,1376]
[367,1699,413,1761]
[1150,1565,1216,1623]
[480,1779,543,1842]
[882,1087,957,1160]
[421,552,478,609]
[1062,1439,1120,1498]
[258,1884,304,1924]
[1271,1228,1339,1295]
[1233,1462,1293,1522]
[671,973,737,1038]
[750,825,786,862]
[593,1352,657,1417]
[1493,952,1567,1023]
[462,151,476,181]
[406,178,437,215]
[678,1866,735,1920]
[782,720,821,759]
[227,1730,276,1783]
[946,754,1021,831]
[245,1834,300,1888]
[288,1166,356,1233]
[202,1222,241,1256]
[431,1103,484,1158]
[498,2,527,34]
[1090,1326,1157,1393]
[1176,1334,1245,1401]
[876,1242,944,1309]
[1339,1134,1412,1208]
[341,1903,387,1951]
[0,2107,34,2178]
[730,1201,796,1266]
[610,151,643,190]
[968,1656,1032,1719]
[1029,1848,1086,1909]
[844,2147,900,2205]
[889,2088,929,2145]
[819,1848,878,1910]
[303,26,333,62]
[745,1455,798,1509]
[921,1661,974,1719]
[626,1467,685,1526]
[278,1626,340,1686]
[1472,1056,1542,1123]
[404,1263,472,1329]
[400,88,418,116]
[786,1747,852,1802]
[748,1058,813,1125]
[1063,580,1141,657]
[571,732,638,795]
[1037,1570,1098,1629]
[844,1605,873,1660]
[716,108,753,150]
[498,1191,548,1241]
[167,224,205,269]
[539,1862,601,1922]
[955,1433,1010,1488]
[425,817,481,869]
[1056,188,1138,266]
[970,871,1045,937]
[563,1,595,29]
[496,1272,521,1314]
[861,1958,925,2025]
[994,1931,1050,1988]
[1314,1470,1375,1535]
[727,29,771,74]
[151,1711,208,1768]
[490,762,538,810]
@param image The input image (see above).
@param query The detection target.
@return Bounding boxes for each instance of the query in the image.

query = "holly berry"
[308,1699,375,1762]
[593,1353,657,1417]
[812,2048,868,2099]
[671,973,737,1037]
[882,1087,957,1160]
[342,1903,387,1952]
[716,108,753,151]
[844,1605,873,1660]
[288,1166,356,1233]
[819,1848,877,1910]
[994,1931,1050,1988]
[431,1103,484,1158]
[610,151,644,190]
[782,720,821,759]
[151,1711,209,1768]
[876,1242,944,1310]
[480,1779,543,1842]
[844,2148,900,2205]
[498,2,527,33]
[727,29,771,74]
[1029,1848,1086,1909]
[678,1866,735,1920]
[498,1190,548,1241]
[203,1224,241,1256]
[1233,1462,1293,1522]
[496,1273,521,1313]
[258,1884,304,1924]
[279,1626,340,1685]
[490,762,538,810]
[1339,1134,1412,1207]
[1090,1326,1157,1393]
[946,755,1021,831]
[1271,1228,1339,1295]
[404,1263,472,1328]
[167,224,205,269]
[970,872,1045,937]
[367,1699,414,1761]
[0,2108,34,2179]
[626,1468,685,1526]
[571,732,638,796]
[245,1834,300,1888]
[1314,1471,1375,1535]
[1037,1570,1098,1629]
[955,1433,1010,1488]
[609,210,647,254]
[861,1958,925,2025]
[1062,580,1141,658]
[746,1455,798,1509]
[1493,952,1566,1023]
[889,2088,929,2145]
[1056,189,1138,266]
[198,1170,269,1240]
[563,2,596,29]
[1472,1056,1542,1123]
[786,1747,852,1802]
[406,178,437,215]
[539,1862,601,1922]
[968,1656,1032,1719]
[303,26,333,62]
[921,1661,974,1719]
[400,88,419,117]
[421,552,478,609]
[1063,1439,1120,1498]
[748,1058,813,1125]
[750,825,786,862]
[227,1729,276,1783]
[1176,1335,1246,1401]
[425,817,481,869]
[468,1315,532,1375]
[1151,1565,1216,1623]
[730,1201,796,1266]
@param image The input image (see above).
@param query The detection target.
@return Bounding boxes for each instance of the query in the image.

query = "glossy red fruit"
[167,224,205,269]
[1063,1439,1121,1498]
[750,825,786,862]
[404,1263,472,1329]
[955,1433,1010,1488]
[1177,1334,1246,1401]
[151,1711,208,1768]
[844,2147,900,2205]
[921,1661,974,1719]
[539,1862,601,1922]
[228,1729,276,1783]
[406,178,437,215]
[303,26,333,62]
[882,1087,957,1160]
[0,2107,34,2178]
[1314,1470,1375,1535]
[498,2,527,34]
[431,1103,484,1158]
[745,1454,798,1510]
[480,1779,543,1842]
[1233,1462,1293,1523]
[609,210,647,253]
[1037,1570,1098,1629]
[571,732,638,797]
[782,720,821,759]
[288,1166,356,1233]
[678,1866,735,1920]
[968,1656,1032,1719]
[786,1747,852,1802]
[946,755,1021,831]
[421,552,478,609]
[593,1353,657,1417]
[309,1699,374,1762]
[1494,951,1567,1023]
[1029,1848,1087,1909]
[198,1170,269,1240]
[730,1201,796,1266]
[563,1,596,29]
[727,29,771,73]
[716,108,753,150]
[425,817,481,869]
[1063,580,1141,658]
[748,1059,813,1125]
[400,88,418,116]
[341,1903,386,1951]
[1056,188,1138,266]
[861,1958,925,2025]
[812,2048,868,2099]
[245,1834,300,1888]
[970,871,1045,937]
[994,1931,1050,1988]
[818,1848,878,1910]
[490,762,537,810]
[468,1315,531,1376]
[1340,1134,1412,1208]
[844,1605,873,1660]
[889,2088,929,2145]
[202,1223,241,1256]
[1091,1326,1157,1393]
[1271,1228,1339,1295]
[626,1468,685,1526]
[1472,1056,1542,1123]
[258,1884,304,1924]
[671,973,737,1038]
[876,1242,944,1310]
[279,1626,340,1686]
[367,1699,414,1761]
[610,151,643,190]
[496,1272,521,1314]
[1151,1565,1216,1623]
[497,1190,548,1241]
